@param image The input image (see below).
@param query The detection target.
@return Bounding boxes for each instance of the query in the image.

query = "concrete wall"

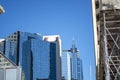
[0,67,22,80]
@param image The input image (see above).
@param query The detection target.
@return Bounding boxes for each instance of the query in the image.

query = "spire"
[72,37,75,48]
[71,37,76,53]
[71,37,79,53]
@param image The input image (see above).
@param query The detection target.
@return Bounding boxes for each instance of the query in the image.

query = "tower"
[44,35,62,80]
[62,39,83,80]
[0,31,62,80]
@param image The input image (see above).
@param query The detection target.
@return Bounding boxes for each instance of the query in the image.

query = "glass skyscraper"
[62,40,83,80]
[31,39,50,80]
[44,35,62,80]
[62,50,71,80]
[0,31,62,80]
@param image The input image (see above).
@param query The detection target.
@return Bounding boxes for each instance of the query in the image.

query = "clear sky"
[0,0,95,80]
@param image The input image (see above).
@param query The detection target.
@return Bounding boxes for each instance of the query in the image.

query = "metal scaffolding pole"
[103,13,110,80]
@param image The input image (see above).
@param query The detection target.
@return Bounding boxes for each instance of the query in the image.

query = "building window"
[95,0,99,9]
[14,36,16,38]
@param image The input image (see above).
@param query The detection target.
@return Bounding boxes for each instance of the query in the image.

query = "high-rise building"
[62,40,83,80]
[31,39,50,80]
[43,35,62,80]
[92,0,120,80]
[62,50,71,80]
[0,31,62,80]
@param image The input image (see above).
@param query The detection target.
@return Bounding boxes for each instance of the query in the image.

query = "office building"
[62,40,83,80]
[62,50,71,80]
[92,0,120,80]
[44,35,62,80]
[31,39,50,80]
[0,31,62,80]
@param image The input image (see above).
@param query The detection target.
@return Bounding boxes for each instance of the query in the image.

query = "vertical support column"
[103,13,110,80]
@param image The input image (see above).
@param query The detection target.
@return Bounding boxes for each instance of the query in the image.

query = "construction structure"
[92,0,120,80]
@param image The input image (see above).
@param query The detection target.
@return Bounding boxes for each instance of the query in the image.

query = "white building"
[0,52,25,80]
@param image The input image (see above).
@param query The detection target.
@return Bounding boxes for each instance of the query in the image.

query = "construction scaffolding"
[102,10,120,80]
[92,0,120,80]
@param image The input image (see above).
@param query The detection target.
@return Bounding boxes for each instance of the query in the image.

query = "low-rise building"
[0,52,25,80]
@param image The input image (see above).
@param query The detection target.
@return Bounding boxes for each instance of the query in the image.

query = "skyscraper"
[62,50,71,80]
[44,35,62,80]
[62,40,83,80]
[0,31,62,80]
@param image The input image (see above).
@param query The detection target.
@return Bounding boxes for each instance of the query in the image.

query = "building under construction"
[92,0,120,80]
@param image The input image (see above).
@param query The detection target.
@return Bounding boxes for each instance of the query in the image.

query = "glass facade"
[18,31,43,80]
[62,51,71,80]
[31,39,50,80]
[0,31,61,80]
[62,42,83,80]
[49,43,56,80]
[71,51,78,80]
[77,58,83,80]
[5,41,17,64]
[1,31,42,80]
[44,35,62,80]
[22,40,31,80]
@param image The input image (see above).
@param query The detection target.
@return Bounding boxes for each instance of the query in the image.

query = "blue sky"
[0,0,95,80]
